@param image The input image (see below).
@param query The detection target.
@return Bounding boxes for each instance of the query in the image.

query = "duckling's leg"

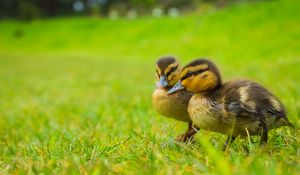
[175,123,199,142]
[259,120,268,144]
[222,136,236,151]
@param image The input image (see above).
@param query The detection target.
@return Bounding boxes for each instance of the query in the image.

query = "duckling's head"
[155,56,180,89]
[168,58,222,94]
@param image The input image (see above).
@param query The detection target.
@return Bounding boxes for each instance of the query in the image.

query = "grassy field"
[0,0,300,174]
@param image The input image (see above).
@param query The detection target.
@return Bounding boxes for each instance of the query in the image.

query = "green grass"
[0,0,300,174]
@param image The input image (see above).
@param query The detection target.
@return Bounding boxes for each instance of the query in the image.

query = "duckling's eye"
[187,71,192,77]
[181,68,209,81]
[170,66,178,73]
[181,71,192,80]
[166,66,178,77]
[184,71,193,79]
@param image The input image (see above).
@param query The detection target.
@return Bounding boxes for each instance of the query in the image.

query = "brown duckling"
[152,56,199,142]
[168,58,293,149]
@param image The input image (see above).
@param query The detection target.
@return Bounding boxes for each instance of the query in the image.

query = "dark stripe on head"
[182,58,213,69]
[181,67,209,81]
[166,65,178,77]
[156,56,176,73]
[181,58,222,87]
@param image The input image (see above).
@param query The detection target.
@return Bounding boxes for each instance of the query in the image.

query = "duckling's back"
[215,80,291,130]
[188,79,291,136]
[152,89,192,122]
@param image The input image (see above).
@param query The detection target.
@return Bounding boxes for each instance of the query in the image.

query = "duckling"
[152,56,199,142]
[168,58,293,148]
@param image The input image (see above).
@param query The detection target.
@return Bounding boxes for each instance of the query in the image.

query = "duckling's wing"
[227,102,257,115]
[225,101,260,121]
[219,80,260,120]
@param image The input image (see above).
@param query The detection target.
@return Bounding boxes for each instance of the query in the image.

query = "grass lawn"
[0,0,300,174]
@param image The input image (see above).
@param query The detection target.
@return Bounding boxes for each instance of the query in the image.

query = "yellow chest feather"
[188,95,223,131]
[152,89,191,122]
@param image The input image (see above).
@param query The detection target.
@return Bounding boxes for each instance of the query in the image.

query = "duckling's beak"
[167,82,185,95]
[156,76,168,88]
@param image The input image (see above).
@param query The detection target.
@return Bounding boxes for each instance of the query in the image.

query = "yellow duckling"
[168,58,293,148]
[152,57,199,142]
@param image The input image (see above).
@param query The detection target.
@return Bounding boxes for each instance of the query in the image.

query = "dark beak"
[156,76,168,88]
[167,82,185,95]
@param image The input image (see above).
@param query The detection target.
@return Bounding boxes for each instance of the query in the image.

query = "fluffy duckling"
[152,57,199,142]
[168,58,293,148]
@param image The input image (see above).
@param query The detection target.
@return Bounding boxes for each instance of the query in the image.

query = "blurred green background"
[0,0,300,174]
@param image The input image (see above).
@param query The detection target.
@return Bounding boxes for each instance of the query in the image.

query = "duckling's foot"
[222,136,236,151]
[175,123,199,142]
[175,134,194,142]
